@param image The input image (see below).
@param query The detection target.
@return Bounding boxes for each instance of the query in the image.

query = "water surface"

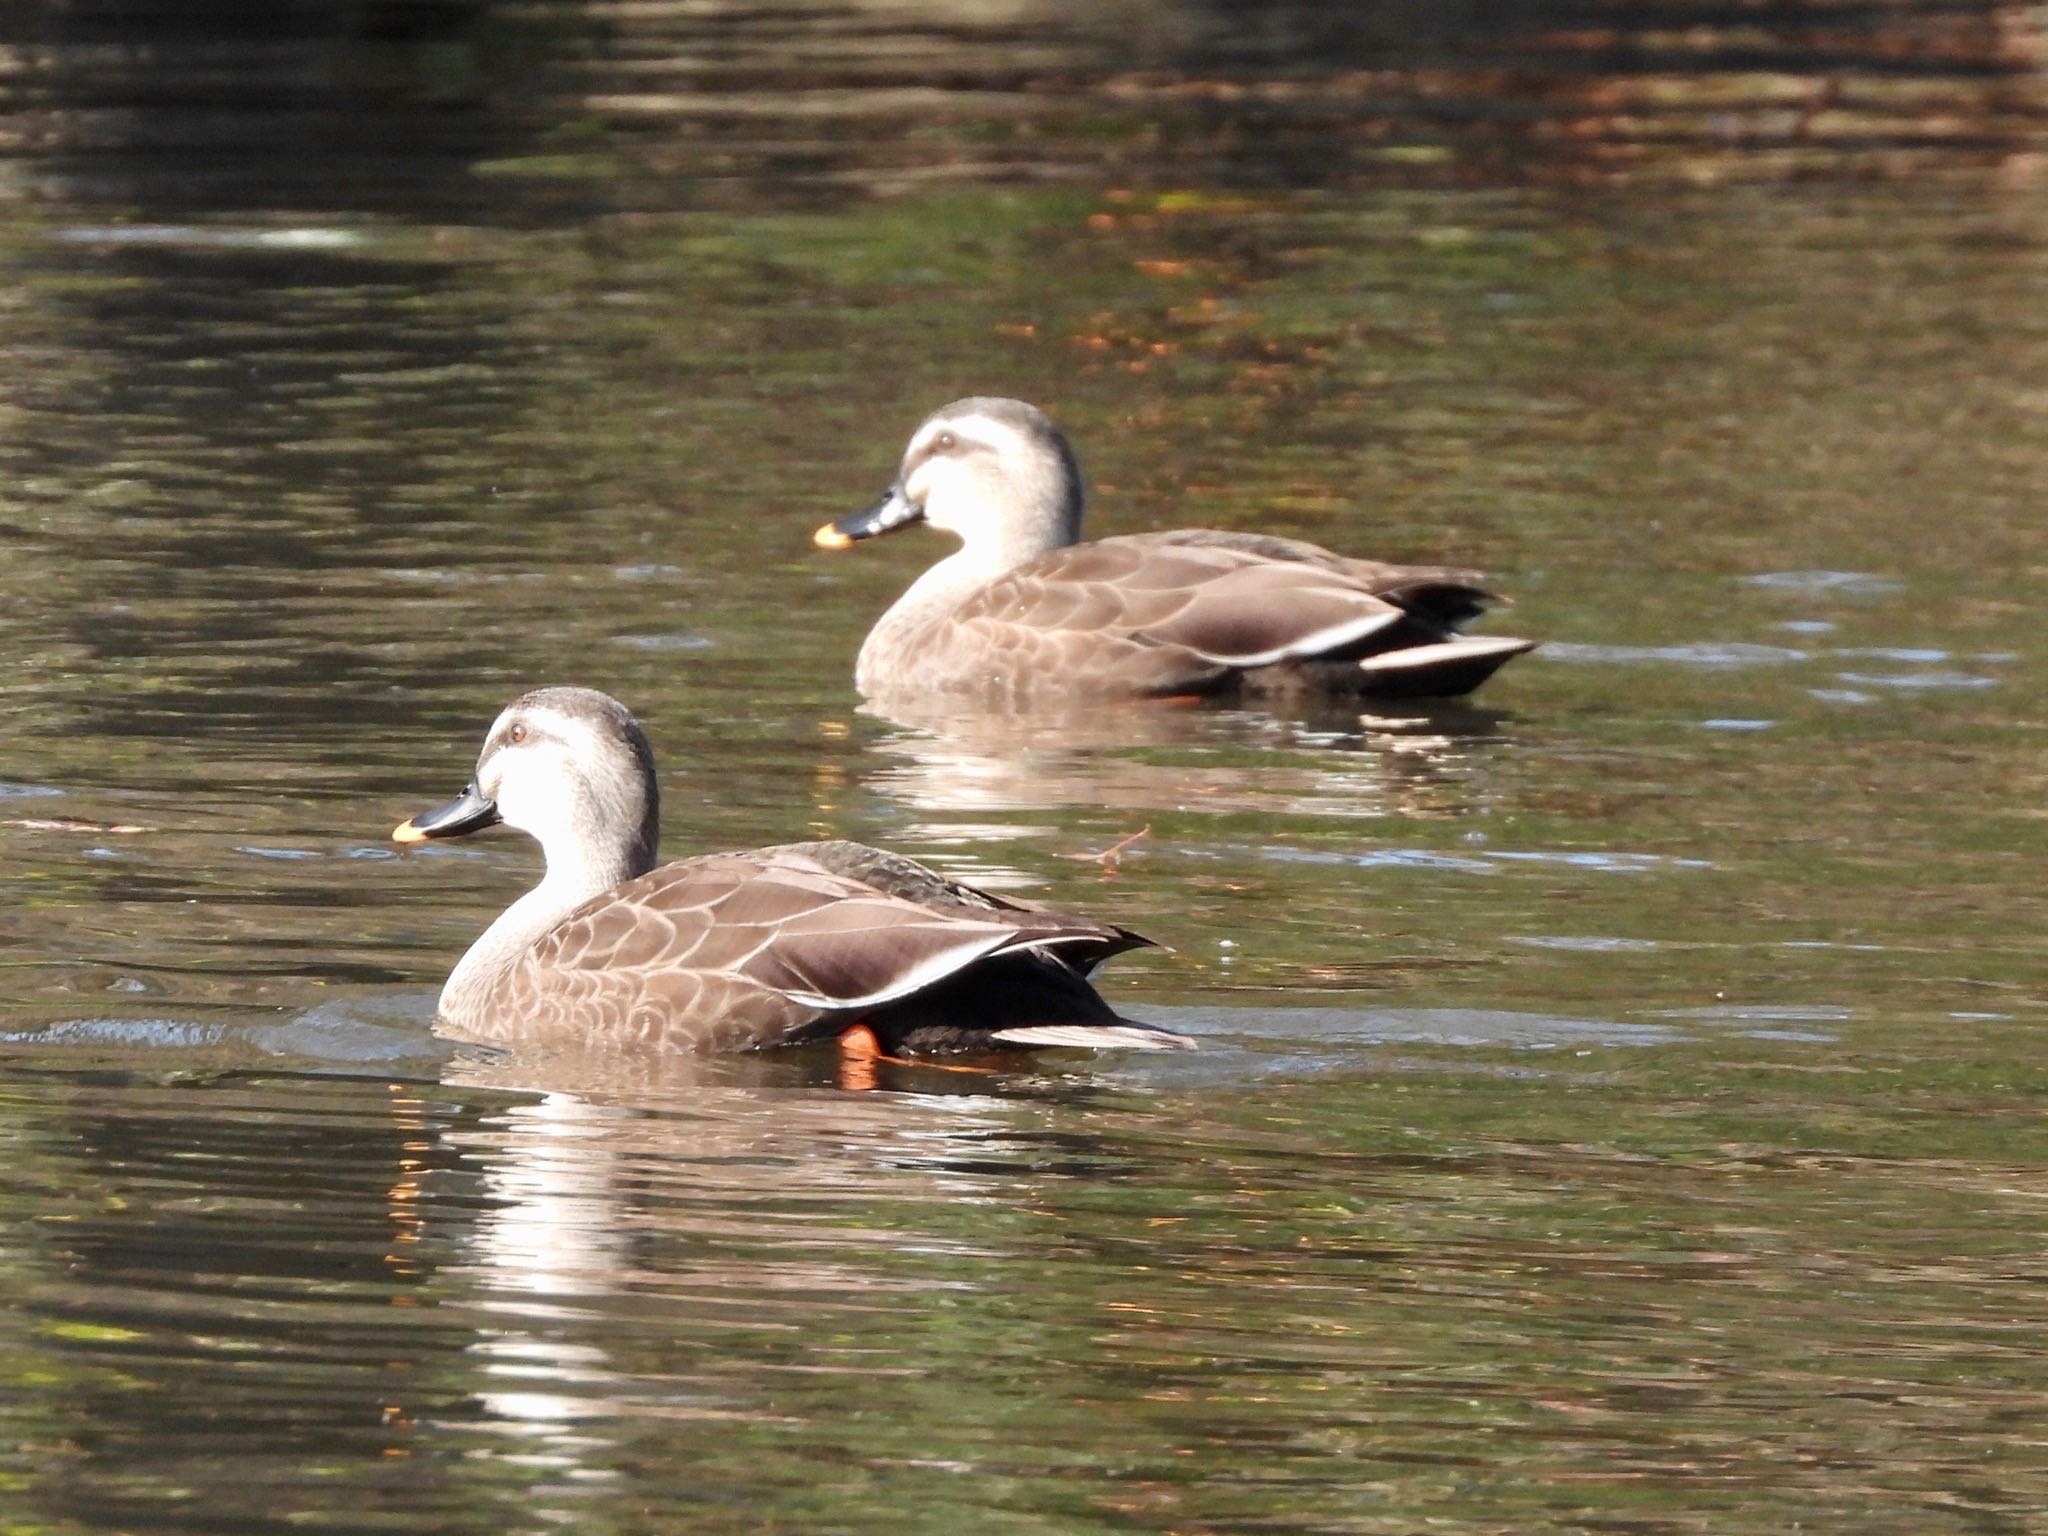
[2,5,2047,1533]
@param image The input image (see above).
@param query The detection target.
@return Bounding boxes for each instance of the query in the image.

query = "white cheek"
[492,754,574,843]
[915,458,978,533]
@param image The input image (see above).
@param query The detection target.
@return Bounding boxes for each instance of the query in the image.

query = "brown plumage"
[816,397,1536,703]
[392,688,1186,1055]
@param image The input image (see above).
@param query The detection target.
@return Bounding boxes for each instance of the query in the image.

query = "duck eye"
[508,723,527,745]
[935,430,956,452]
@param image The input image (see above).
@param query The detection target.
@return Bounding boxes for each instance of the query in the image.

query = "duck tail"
[1355,635,1537,697]
[987,1020,1196,1051]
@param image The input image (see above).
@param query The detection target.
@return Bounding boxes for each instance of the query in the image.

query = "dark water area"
[2,4,2048,1533]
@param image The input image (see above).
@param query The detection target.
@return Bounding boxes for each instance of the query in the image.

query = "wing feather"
[937,535,1477,691]
[466,842,1158,1051]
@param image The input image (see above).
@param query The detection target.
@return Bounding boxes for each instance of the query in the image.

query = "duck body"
[442,838,1165,1054]
[820,398,1535,703]
[855,527,1527,702]
[395,689,1184,1055]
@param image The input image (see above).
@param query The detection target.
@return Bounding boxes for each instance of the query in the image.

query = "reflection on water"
[10,1035,2048,1534]
[5,0,2040,212]
[2,3,2048,1533]
[855,694,1512,848]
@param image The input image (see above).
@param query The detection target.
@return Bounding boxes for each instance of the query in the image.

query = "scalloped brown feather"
[859,530,1533,700]
[441,840,1168,1054]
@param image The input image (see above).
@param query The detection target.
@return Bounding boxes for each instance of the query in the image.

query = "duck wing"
[940,536,1493,696]
[1129,527,1482,585]
[780,842,1184,1052]
[476,841,1171,1053]
[1126,529,1502,629]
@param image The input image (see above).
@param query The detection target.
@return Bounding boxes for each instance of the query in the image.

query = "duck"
[391,687,1189,1056]
[815,396,1536,702]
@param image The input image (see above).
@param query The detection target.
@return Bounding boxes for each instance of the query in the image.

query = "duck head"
[816,396,1088,572]
[394,687,660,887]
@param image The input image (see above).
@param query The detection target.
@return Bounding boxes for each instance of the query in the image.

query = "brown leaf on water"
[1059,825,1151,877]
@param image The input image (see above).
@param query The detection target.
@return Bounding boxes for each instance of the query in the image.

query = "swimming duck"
[816,396,1536,701]
[392,687,1187,1055]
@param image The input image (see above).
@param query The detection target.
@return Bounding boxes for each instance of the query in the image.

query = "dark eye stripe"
[914,429,985,469]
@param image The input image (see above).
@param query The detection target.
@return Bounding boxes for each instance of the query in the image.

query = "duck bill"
[392,784,501,845]
[813,485,925,550]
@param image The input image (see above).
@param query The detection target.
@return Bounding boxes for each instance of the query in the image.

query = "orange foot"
[836,1023,1005,1089]
[838,1023,883,1091]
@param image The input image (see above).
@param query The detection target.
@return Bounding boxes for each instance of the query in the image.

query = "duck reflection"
[432,1047,1101,1466]
[851,690,1514,838]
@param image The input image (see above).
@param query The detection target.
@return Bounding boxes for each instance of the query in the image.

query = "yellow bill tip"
[392,819,428,845]
[812,522,852,551]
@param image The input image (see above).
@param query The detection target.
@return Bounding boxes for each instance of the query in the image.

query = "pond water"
[2,4,2047,1532]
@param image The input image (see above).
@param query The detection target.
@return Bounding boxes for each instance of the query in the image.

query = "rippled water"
[2,4,2048,1533]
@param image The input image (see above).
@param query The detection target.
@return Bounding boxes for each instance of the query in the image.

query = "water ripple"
[1833,670,1999,691]
[1541,641,1808,668]
[1742,570,1901,595]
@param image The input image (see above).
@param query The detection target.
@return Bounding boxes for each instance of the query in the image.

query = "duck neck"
[857,518,1070,689]
[439,836,654,1027]
[855,550,982,689]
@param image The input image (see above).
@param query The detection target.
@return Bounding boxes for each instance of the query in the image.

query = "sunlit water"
[2,4,2047,1533]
